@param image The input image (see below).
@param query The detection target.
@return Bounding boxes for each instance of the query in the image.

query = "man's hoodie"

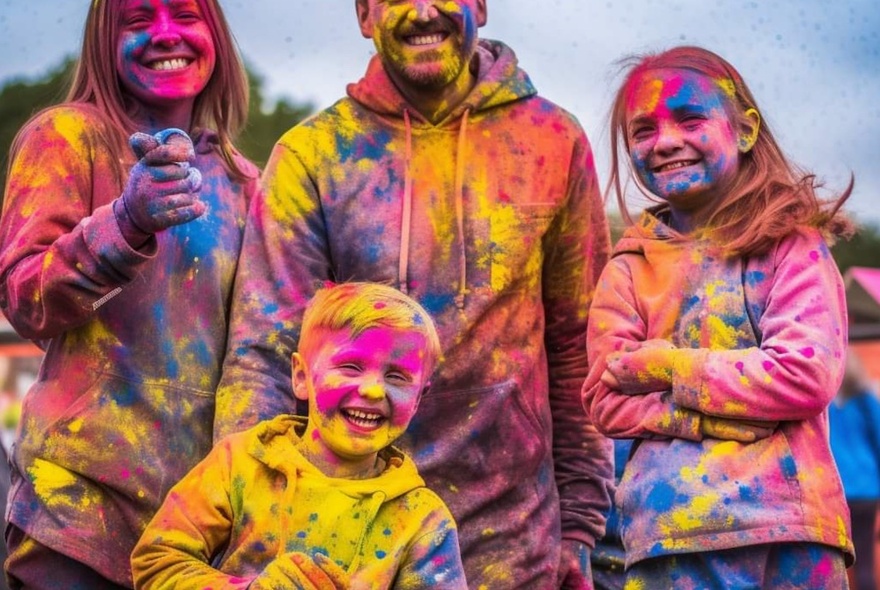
[582,209,854,566]
[215,40,613,586]
[132,415,465,589]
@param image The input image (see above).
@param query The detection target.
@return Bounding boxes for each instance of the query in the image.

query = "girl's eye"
[123,14,152,27]
[174,11,201,22]
[680,115,705,130]
[629,126,654,142]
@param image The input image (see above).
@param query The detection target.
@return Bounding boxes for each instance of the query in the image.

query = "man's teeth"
[150,58,189,71]
[408,33,445,46]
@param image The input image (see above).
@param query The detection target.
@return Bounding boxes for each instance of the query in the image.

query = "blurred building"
[846,266,880,383]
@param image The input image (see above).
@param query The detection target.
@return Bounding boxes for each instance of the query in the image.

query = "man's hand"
[557,539,594,590]
[249,552,349,590]
[119,128,205,236]
[601,339,676,395]
[701,415,778,443]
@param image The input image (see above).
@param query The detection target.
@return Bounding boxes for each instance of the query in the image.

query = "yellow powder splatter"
[716,78,737,98]
[29,459,92,509]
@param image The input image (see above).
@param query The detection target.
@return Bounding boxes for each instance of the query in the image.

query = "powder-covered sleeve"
[395,502,467,590]
[544,129,614,547]
[214,137,330,441]
[669,229,846,421]
[0,107,154,341]
[131,438,250,590]
[582,256,704,441]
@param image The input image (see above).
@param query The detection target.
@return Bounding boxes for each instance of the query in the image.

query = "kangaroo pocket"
[18,372,214,521]
[402,379,549,487]
[619,432,803,555]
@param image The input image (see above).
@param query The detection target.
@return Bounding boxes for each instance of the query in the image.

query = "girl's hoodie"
[215,39,613,586]
[582,209,854,566]
[0,104,257,585]
[131,415,466,589]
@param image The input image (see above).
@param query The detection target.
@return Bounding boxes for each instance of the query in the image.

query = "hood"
[345,39,536,308]
[614,205,698,257]
[346,38,536,125]
[246,414,425,501]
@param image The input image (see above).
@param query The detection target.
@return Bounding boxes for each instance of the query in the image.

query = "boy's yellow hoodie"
[131,415,466,589]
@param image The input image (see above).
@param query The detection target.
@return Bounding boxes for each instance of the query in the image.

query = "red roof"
[849,266,880,304]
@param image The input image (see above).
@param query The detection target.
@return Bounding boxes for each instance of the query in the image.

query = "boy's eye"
[386,371,412,384]
[338,363,362,373]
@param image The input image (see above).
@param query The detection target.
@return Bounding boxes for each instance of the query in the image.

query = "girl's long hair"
[607,45,853,257]
[63,0,251,181]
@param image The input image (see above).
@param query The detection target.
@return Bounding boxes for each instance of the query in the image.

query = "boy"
[131,282,466,589]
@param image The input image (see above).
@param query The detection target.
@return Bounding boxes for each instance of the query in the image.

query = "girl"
[0,1,258,588]
[581,45,855,589]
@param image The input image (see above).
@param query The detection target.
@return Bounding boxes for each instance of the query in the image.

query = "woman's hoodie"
[215,40,613,586]
[582,209,854,567]
[0,104,257,585]
[131,415,466,589]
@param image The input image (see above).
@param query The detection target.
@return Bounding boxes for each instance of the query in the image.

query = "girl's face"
[624,68,742,230]
[116,0,216,127]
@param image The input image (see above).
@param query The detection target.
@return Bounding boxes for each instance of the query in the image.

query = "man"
[215,1,614,587]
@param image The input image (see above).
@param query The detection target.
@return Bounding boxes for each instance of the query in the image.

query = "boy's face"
[293,325,432,478]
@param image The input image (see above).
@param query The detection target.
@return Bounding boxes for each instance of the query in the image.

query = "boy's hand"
[701,415,778,443]
[120,128,205,235]
[602,339,676,395]
[250,552,349,589]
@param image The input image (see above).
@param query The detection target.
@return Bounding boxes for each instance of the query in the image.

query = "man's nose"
[408,0,440,22]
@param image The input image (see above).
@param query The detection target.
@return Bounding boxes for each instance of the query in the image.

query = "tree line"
[1,57,877,273]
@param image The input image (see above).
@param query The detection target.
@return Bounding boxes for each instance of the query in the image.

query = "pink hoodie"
[582,208,854,567]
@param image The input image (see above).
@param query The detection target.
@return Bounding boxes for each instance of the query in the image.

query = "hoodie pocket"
[489,203,556,293]
[403,379,549,487]
[21,372,214,514]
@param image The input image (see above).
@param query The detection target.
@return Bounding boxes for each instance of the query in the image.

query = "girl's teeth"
[151,58,189,71]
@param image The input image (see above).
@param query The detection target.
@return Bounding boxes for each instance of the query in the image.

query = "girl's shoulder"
[767,225,831,261]
[16,103,115,150]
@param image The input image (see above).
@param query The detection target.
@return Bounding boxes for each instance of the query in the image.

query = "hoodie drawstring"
[399,110,413,296]
[397,108,469,310]
[347,491,387,573]
[453,109,470,309]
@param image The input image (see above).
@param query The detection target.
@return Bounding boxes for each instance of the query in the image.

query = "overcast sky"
[1,1,878,225]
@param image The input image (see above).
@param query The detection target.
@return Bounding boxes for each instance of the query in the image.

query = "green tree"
[0,58,75,193]
[0,57,312,196]
[832,220,880,274]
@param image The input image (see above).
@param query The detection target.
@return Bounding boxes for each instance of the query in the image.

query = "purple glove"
[119,128,204,235]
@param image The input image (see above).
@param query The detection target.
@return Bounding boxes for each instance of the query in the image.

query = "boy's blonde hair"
[299,282,442,373]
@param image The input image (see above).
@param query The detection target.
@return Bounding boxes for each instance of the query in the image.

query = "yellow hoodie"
[131,415,465,589]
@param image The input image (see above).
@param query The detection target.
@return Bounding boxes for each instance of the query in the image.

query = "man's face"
[357,0,487,94]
